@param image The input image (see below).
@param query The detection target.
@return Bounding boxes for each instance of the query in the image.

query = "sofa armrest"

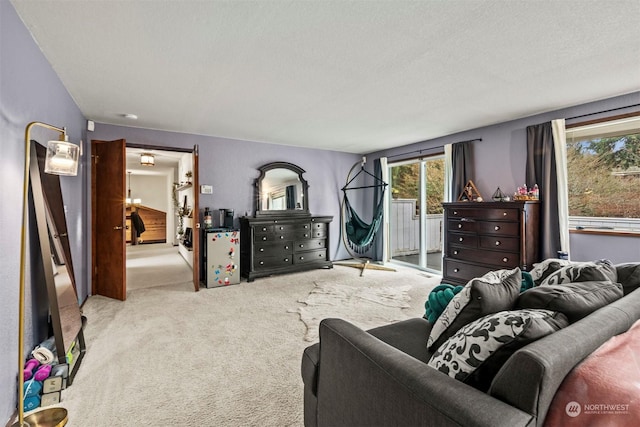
[315,318,534,427]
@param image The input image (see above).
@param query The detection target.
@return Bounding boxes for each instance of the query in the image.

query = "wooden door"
[192,144,200,291]
[91,139,126,300]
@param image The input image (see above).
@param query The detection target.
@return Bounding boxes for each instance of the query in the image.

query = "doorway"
[388,156,444,273]
[124,146,195,289]
[91,141,200,300]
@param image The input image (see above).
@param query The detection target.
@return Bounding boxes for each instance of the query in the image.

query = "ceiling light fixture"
[122,113,138,120]
[140,153,154,166]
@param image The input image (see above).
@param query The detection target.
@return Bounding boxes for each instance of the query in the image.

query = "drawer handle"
[304,234,308,238]
[304,225,309,229]
[279,236,284,239]
[262,227,267,231]
[458,224,462,229]
[259,261,264,265]
[453,250,459,255]
[454,268,459,273]
[494,226,500,231]
[259,248,264,252]
[300,256,304,260]
[262,237,267,241]
[279,226,284,230]
[459,237,464,242]
[453,211,458,215]
[285,246,289,250]
[503,212,507,216]
[284,258,289,262]
[495,241,501,246]
[503,257,508,262]
[318,253,323,257]
[299,244,304,248]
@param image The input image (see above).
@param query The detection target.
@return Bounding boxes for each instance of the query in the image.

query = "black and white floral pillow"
[427,309,568,391]
[529,258,573,285]
[540,259,617,286]
[426,268,522,352]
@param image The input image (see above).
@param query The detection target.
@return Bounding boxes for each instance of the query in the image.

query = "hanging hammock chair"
[341,160,388,255]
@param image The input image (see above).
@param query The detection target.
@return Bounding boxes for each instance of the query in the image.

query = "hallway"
[126,243,192,292]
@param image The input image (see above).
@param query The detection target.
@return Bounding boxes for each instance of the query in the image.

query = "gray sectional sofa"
[301,262,640,427]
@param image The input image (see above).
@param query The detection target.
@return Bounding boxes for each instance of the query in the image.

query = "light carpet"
[290,283,413,342]
[50,248,440,427]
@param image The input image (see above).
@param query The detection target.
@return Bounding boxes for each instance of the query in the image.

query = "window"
[565,114,640,232]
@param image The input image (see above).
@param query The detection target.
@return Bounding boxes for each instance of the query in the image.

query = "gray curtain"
[452,141,473,200]
[371,158,384,261]
[285,185,296,209]
[526,122,560,259]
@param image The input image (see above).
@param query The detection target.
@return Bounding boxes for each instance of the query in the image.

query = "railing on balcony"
[390,198,443,256]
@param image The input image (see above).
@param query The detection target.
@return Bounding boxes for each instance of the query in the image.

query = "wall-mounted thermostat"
[200,185,213,194]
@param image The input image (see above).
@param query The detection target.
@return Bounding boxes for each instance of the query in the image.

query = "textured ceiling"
[11,0,640,154]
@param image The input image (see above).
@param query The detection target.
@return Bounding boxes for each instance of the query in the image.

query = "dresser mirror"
[255,162,309,217]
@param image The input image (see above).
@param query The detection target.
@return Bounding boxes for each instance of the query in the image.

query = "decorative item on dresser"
[240,161,333,281]
[240,216,333,281]
[442,201,540,286]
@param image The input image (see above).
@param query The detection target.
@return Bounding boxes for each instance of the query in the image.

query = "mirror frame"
[254,162,310,217]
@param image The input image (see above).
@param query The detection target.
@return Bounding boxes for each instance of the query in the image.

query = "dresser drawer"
[477,221,519,236]
[448,219,477,233]
[294,238,326,252]
[254,255,293,270]
[447,246,519,268]
[443,258,494,283]
[479,235,519,252]
[449,207,519,222]
[448,232,478,248]
[294,249,327,264]
[254,232,295,243]
[254,241,294,255]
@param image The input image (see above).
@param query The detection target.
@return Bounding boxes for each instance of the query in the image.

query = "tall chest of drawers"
[240,216,333,281]
[442,201,540,286]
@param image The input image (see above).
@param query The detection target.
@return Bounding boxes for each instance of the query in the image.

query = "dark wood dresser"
[240,215,333,281]
[442,201,540,286]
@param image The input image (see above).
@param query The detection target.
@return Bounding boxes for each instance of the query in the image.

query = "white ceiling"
[11,0,640,154]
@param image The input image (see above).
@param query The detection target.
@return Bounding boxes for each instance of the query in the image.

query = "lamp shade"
[140,153,155,166]
[44,140,79,176]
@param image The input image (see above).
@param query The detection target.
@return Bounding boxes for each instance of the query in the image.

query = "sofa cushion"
[427,268,522,352]
[516,280,623,323]
[539,259,617,286]
[428,309,568,392]
[616,263,640,295]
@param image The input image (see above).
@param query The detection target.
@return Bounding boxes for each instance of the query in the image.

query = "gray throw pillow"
[427,268,522,352]
[516,280,623,323]
[428,309,568,392]
[539,259,617,286]
[615,263,640,295]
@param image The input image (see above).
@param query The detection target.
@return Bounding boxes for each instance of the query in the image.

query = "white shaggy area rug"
[289,282,413,341]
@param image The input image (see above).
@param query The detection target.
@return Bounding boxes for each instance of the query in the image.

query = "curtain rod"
[386,138,481,160]
[565,103,640,122]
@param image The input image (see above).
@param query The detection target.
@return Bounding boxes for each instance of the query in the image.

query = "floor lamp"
[14,122,79,427]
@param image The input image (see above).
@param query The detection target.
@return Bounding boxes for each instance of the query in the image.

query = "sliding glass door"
[389,156,444,272]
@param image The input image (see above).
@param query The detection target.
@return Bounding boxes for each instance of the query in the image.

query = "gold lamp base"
[12,408,68,427]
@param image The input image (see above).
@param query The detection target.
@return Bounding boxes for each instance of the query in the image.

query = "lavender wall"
[90,123,362,261]
[369,91,640,263]
[1,1,88,422]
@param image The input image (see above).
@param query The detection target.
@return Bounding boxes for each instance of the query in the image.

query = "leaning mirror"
[33,142,85,383]
[255,162,309,216]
